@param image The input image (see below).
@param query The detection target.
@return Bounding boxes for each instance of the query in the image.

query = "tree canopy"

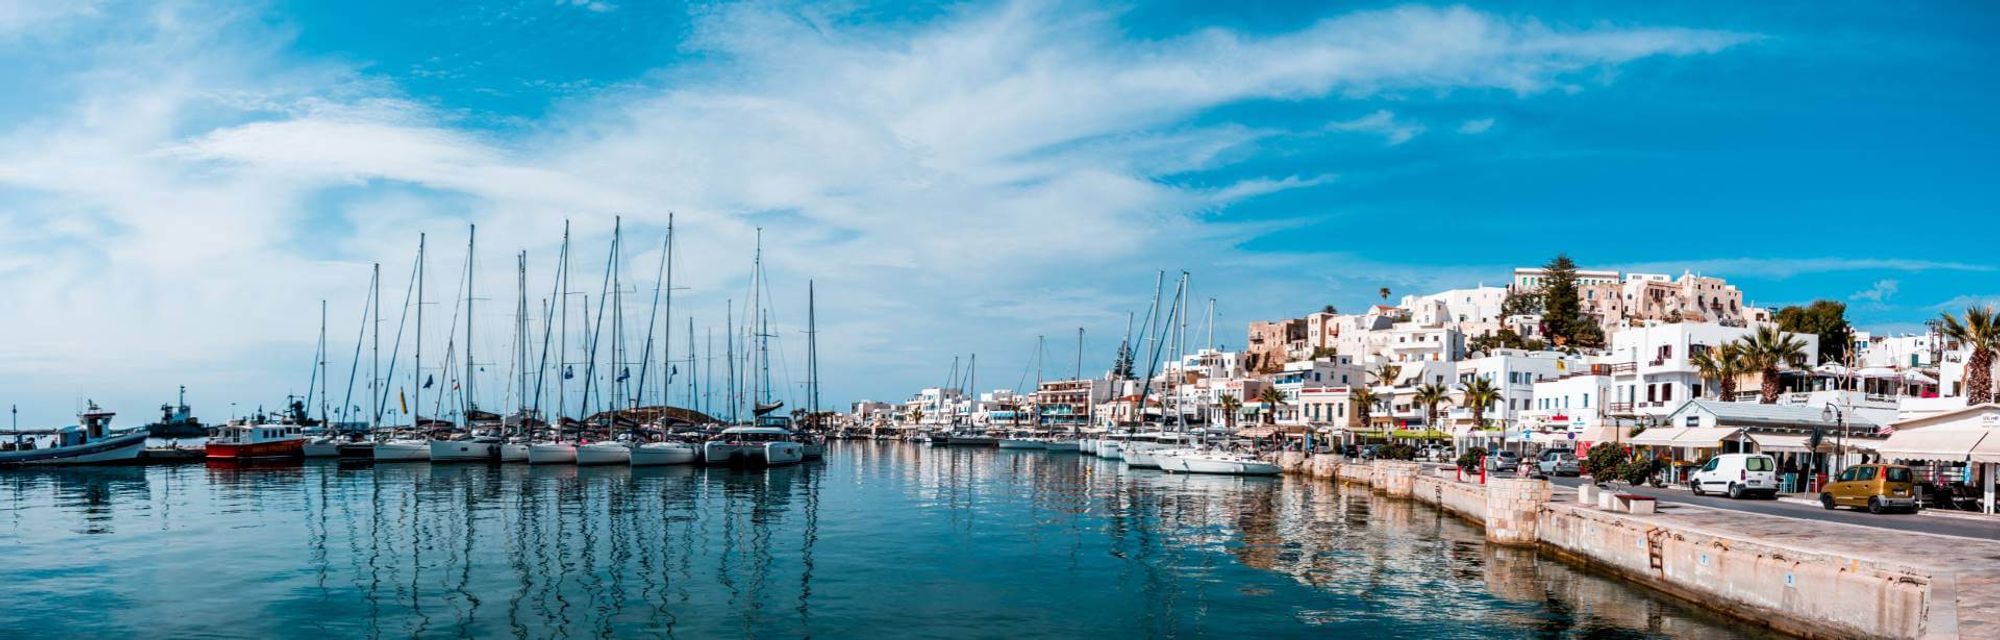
[1536,254,1604,349]
[1774,300,1853,364]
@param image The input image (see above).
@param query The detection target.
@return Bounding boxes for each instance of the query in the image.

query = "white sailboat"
[431,225,501,463]
[704,229,805,467]
[376,234,433,463]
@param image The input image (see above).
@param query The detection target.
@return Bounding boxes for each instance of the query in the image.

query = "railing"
[1608,362,1638,374]
[1607,402,1634,414]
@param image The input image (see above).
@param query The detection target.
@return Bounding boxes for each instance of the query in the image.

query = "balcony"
[1607,402,1634,414]
[1607,362,1638,375]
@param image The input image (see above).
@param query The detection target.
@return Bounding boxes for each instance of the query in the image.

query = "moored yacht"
[1157,449,1281,476]
[997,436,1046,449]
[630,441,697,466]
[1043,439,1079,453]
[373,435,431,462]
[429,434,501,462]
[575,440,632,465]
[499,438,531,463]
[703,421,804,467]
[527,440,578,464]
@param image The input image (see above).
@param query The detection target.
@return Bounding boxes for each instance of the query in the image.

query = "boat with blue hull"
[0,403,148,466]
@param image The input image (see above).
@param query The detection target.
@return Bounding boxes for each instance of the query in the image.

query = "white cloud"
[1849,279,1899,303]
[1327,110,1425,145]
[1458,117,1495,134]
[0,2,1751,423]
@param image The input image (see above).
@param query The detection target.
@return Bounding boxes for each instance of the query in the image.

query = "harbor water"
[0,443,1780,638]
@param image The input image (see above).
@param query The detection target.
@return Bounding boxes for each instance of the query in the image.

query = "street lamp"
[1822,404,1846,476]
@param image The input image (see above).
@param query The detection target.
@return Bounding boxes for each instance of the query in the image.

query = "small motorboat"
[0,404,148,466]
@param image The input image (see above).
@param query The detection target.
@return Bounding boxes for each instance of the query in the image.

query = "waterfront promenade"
[1279,454,2000,639]
[1549,476,2000,541]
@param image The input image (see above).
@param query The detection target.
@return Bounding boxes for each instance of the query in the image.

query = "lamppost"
[1822,404,1846,477]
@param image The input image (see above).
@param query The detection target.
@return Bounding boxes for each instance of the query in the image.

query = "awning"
[1672,427,1743,448]
[1876,429,1992,463]
[1628,427,1687,447]
[1578,426,1624,445]
[1748,433,1826,453]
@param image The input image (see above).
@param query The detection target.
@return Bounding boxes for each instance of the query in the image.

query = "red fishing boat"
[205,420,307,461]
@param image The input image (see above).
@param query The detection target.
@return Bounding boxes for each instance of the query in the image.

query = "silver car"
[1537,450,1580,477]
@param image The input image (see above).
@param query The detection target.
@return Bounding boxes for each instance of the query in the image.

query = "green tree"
[1940,306,2000,405]
[1689,341,1746,400]
[1537,254,1604,349]
[1413,383,1452,432]
[1459,376,1501,430]
[1309,346,1339,360]
[1350,386,1379,430]
[1740,326,1808,404]
[1257,386,1287,426]
[1112,340,1135,379]
[1218,393,1242,431]
[1775,300,1854,364]
[910,408,925,424]
[1501,290,1542,317]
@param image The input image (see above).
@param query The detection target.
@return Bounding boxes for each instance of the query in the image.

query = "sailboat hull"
[997,439,1046,450]
[1043,441,1079,453]
[429,440,500,462]
[499,443,530,462]
[630,443,696,466]
[575,443,631,465]
[302,439,342,458]
[527,443,577,464]
[373,440,431,462]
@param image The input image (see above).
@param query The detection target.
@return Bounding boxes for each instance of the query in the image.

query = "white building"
[1603,322,1820,420]
[1447,350,1589,430]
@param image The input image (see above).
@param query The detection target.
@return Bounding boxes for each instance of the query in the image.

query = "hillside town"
[856,258,1999,515]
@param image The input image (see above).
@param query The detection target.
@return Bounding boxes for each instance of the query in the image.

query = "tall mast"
[686,316,697,414]
[808,280,817,431]
[636,218,669,409]
[732,302,740,422]
[1075,327,1085,434]
[514,251,525,417]
[464,224,476,422]
[319,299,329,424]
[750,228,763,411]
[705,325,714,419]
[1204,297,1216,352]
[415,233,425,429]
[371,263,381,428]
[663,213,674,410]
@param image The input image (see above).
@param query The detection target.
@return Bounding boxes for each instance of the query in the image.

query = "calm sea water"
[0,443,1777,639]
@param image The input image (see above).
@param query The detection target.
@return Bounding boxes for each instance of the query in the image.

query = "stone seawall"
[1283,455,1952,639]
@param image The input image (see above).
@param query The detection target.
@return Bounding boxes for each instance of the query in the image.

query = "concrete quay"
[1274,452,1999,639]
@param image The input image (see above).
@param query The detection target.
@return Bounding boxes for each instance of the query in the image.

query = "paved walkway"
[1545,483,2000,639]
[1549,476,2000,541]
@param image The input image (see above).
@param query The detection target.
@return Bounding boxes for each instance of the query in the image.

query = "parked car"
[1688,453,1779,499]
[1537,449,1580,477]
[1485,450,1521,473]
[1416,445,1450,462]
[1820,463,1919,514]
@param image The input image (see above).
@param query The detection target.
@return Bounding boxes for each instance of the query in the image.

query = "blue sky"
[0,1,1995,425]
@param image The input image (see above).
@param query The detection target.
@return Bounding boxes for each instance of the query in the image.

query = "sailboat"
[500,251,535,463]
[376,234,434,462]
[1043,329,1086,453]
[630,214,697,466]
[798,280,826,461]
[574,218,631,466]
[529,222,578,464]
[0,403,149,466]
[701,229,804,467]
[430,225,503,463]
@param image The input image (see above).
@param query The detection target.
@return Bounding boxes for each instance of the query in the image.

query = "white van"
[1688,453,1778,499]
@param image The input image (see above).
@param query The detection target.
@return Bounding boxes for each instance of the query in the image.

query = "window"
[1836,468,1857,482]
[1885,467,1912,482]
[1746,457,1773,472]
[1702,458,1719,472]
[1662,385,1672,402]
[1857,466,1878,481]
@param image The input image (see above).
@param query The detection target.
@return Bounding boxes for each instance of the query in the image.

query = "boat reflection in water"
[0,442,1781,638]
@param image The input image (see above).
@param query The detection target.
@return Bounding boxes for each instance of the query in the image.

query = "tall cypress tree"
[1538,254,1602,348]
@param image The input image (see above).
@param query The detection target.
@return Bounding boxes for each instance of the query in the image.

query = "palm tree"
[1373,363,1402,387]
[1459,376,1501,430]
[1689,342,1745,400]
[1257,386,1287,426]
[1378,287,1391,302]
[1740,326,1807,404]
[910,408,925,424]
[1941,306,2000,405]
[1350,386,1380,431]
[1413,383,1452,433]
[1218,393,1242,431]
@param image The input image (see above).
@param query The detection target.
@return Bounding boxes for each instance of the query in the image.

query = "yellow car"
[1819,464,1919,514]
